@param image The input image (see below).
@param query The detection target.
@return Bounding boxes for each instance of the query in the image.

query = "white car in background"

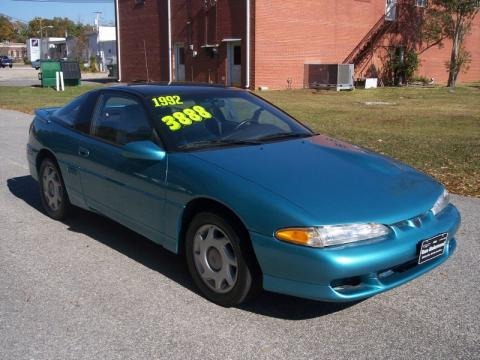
[32,59,41,70]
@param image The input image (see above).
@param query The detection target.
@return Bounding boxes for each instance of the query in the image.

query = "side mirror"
[121,140,166,161]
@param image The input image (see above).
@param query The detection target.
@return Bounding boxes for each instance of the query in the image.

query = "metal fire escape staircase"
[343,0,397,72]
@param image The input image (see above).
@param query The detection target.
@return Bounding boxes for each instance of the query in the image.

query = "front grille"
[331,276,362,290]
[379,258,418,278]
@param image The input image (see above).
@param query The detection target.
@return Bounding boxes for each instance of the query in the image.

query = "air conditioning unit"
[304,64,355,91]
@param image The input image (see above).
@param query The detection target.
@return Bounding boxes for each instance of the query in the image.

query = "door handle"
[78,147,90,157]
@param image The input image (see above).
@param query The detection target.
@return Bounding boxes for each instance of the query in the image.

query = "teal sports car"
[27,84,460,306]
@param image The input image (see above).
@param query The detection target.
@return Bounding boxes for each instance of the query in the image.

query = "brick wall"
[253,0,479,89]
[170,0,247,85]
[118,0,479,88]
[118,0,169,82]
[254,0,386,89]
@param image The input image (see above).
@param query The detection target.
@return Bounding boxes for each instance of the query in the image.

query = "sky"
[0,0,115,25]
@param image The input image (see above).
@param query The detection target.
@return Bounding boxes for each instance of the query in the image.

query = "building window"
[178,47,185,65]
[233,46,241,65]
[415,0,427,7]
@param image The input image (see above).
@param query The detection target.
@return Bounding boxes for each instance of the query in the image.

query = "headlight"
[431,189,450,216]
[275,223,390,248]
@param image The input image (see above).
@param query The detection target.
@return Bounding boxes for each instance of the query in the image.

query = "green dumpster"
[60,61,81,86]
[38,60,61,88]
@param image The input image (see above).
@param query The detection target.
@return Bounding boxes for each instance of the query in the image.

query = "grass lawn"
[0,85,101,114]
[257,85,480,197]
[0,84,478,196]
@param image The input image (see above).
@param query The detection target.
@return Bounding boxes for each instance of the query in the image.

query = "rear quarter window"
[53,92,97,133]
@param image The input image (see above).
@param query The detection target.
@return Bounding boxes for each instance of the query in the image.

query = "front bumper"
[250,204,460,302]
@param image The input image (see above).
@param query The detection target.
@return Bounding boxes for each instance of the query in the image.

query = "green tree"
[0,15,15,42]
[12,21,28,43]
[27,17,91,39]
[423,0,479,88]
[382,48,420,86]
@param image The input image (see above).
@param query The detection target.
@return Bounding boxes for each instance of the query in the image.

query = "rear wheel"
[186,212,259,306]
[39,158,71,220]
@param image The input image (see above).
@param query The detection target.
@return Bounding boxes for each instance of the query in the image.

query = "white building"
[26,27,117,72]
[88,26,117,71]
[26,37,66,62]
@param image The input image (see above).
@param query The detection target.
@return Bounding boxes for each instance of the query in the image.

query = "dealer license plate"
[418,233,448,265]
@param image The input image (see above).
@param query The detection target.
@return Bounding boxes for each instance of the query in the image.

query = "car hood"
[190,135,443,225]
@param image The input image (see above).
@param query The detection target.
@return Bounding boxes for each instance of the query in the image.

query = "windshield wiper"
[253,132,314,142]
[177,133,314,150]
[178,139,262,150]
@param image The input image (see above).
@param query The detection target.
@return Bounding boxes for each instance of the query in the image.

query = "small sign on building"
[27,38,41,62]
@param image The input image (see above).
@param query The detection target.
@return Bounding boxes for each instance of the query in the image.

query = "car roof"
[104,83,244,97]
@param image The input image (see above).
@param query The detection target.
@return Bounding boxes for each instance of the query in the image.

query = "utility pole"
[93,11,102,71]
[93,11,102,32]
[65,30,69,58]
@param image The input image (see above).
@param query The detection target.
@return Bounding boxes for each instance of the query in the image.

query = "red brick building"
[116,0,480,89]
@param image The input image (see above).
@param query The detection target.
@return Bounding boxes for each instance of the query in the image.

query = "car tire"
[9,64,12,68]
[35,67,40,70]
[185,212,260,307]
[39,158,72,220]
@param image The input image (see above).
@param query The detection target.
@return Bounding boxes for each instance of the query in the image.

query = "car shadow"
[7,175,360,320]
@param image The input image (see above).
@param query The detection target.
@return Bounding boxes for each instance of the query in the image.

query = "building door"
[174,44,185,81]
[227,42,241,87]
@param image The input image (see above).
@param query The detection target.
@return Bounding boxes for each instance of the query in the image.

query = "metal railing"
[342,0,398,66]
[342,15,388,65]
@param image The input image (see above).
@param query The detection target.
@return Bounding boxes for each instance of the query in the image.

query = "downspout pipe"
[245,0,251,89]
[168,0,173,84]
[115,0,122,81]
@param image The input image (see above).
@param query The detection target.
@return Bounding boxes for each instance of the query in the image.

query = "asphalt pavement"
[0,108,479,359]
[0,65,114,87]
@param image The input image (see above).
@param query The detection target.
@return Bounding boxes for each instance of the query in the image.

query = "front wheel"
[39,158,71,220]
[185,212,260,306]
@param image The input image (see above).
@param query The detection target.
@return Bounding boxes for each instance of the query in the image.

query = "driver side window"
[91,94,153,146]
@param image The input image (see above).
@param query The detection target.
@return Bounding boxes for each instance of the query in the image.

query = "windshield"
[148,90,313,151]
